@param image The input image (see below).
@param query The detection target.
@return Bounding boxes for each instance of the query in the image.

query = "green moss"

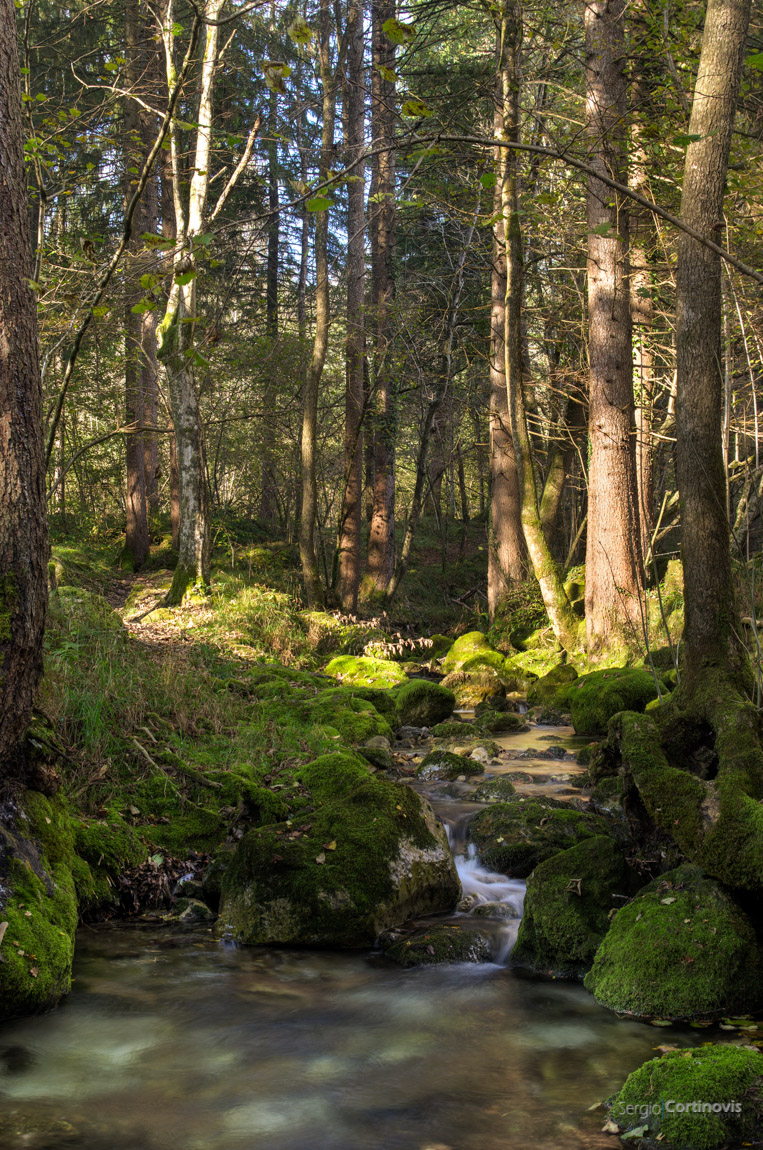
[472,777,517,802]
[512,836,631,977]
[474,710,526,734]
[431,720,479,738]
[384,923,492,967]
[307,690,393,744]
[468,798,611,877]
[567,667,662,734]
[425,634,453,660]
[441,632,500,674]
[394,680,455,727]
[416,750,483,781]
[610,1045,763,1148]
[526,663,579,708]
[0,793,78,1020]
[584,865,761,1020]
[324,655,407,689]
[504,648,565,681]
[440,669,506,707]
[74,813,146,873]
[216,752,460,946]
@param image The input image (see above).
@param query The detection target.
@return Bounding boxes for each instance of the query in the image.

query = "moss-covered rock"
[383,923,493,967]
[584,865,762,1020]
[47,586,126,644]
[324,655,407,689]
[441,632,502,674]
[394,680,455,728]
[440,670,506,707]
[425,634,453,661]
[431,720,480,739]
[416,750,484,781]
[526,663,579,709]
[215,753,460,947]
[0,793,78,1020]
[471,777,517,803]
[307,689,393,745]
[468,797,610,877]
[73,812,148,912]
[566,667,661,734]
[474,710,526,734]
[610,1045,763,1149]
[512,836,631,977]
[504,648,565,682]
[359,737,393,770]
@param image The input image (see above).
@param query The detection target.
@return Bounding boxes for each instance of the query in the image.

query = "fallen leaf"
[30,968,38,978]
[601,1118,621,1133]
[324,841,337,851]
[661,897,677,904]
[315,852,326,865]
[24,911,32,918]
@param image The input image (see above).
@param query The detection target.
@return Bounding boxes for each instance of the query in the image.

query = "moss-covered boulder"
[472,777,517,803]
[468,797,610,877]
[526,663,578,709]
[0,792,78,1020]
[441,632,503,674]
[474,710,526,734]
[416,750,484,781]
[215,753,460,947]
[425,634,453,661]
[345,686,398,723]
[440,670,506,707]
[566,667,661,734]
[512,836,631,977]
[394,680,455,728]
[324,655,407,689]
[431,720,480,739]
[358,737,393,770]
[584,865,762,1020]
[73,811,148,912]
[306,689,393,745]
[383,923,493,967]
[610,1045,763,1149]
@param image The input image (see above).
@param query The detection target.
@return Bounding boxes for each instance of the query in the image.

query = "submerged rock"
[468,797,610,878]
[394,679,455,728]
[512,836,631,978]
[584,864,762,1020]
[416,751,484,782]
[215,752,460,948]
[609,1045,763,1149]
[383,923,493,967]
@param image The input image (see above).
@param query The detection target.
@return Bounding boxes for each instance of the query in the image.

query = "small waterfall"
[444,824,526,965]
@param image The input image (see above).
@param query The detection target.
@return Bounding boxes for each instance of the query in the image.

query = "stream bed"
[0,721,706,1149]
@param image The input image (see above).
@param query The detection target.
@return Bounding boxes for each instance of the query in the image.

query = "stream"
[0,720,706,1150]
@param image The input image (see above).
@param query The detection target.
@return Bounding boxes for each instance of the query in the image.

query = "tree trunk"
[299,0,335,609]
[0,0,48,772]
[488,94,526,621]
[361,0,397,601]
[539,398,585,563]
[584,0,644,657]
[675,0,751,681]
[259,79,279,527]
[337,0,365,612]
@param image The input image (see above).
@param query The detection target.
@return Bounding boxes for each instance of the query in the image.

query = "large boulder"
[566,667,661,734]
[440,669,506,707]
[468,797,610,878]
[416,750,483,781]
[441,632,505,674]
[394,679,455,728]
[323,655,407,689]
[474,710,526,734]
[306,689,393,744]
[471,777,517,803]
[584,865,762,1020]
[215,753,460,947]
[512,836,631,977]
[526,663,578,708]
[609,1045,763,1149]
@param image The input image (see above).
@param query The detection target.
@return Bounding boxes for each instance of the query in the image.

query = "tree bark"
[675,0,751,681]
[259,77,279,527]
[361,0,397,601]
[584,0,644,657]
[337,0,365,611]
[0,0,48,772]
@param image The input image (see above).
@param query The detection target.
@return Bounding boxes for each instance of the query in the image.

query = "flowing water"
[0,721,706,1150]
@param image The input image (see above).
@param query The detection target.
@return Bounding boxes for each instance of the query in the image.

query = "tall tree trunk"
[361,0,397,600]
[539,397,585,562]
[675,0,751,681]
[496,0,581,653]
[584,0,644,656]
[299,0,335,608]
[122,0,150,570]
[259,78,279,527]
[337,0,365,611]
[0,0,48,771]
[488,92,526,621]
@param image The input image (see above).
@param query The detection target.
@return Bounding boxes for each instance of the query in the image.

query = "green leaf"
[171,22,183,35]
[672,133,702,147]
[131,299,156,314]
[104,60,118,72]
[621,1127,648,1140]
[263,61,291,94]
[139,273,159,290]
[174,270,197,286]
[184,348,209,369]
[306,196,333,212]
[745,51,763,70]
[535,192,555,205]
[192,232,214,247]
[480,172,496,189]
[150,853,165,866]
[91,305,110,317]
[383,16,415,45]
[590,222,615,237]
[288,15,314,45]
[140,232,174,250]
[378,65,397,83]
[401,97,432,118]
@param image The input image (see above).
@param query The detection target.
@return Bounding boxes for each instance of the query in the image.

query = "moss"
[416,750,483,781]
[0,793,78,1020]
[472,777,517,802]
[46,586,126,645]
[431,720,480,738]
[610,1045,763,1149]
[216,752,460,946]
[526,663,579,708]
[468,798,611,877]
[324,655,407,689]
[441,632,500,674]
[74,813,146,874]
[566,667,662,734]
[394,680,455,727]
[474,710,526,734]
[343,686,398,723]
[584,865,761,1020]
[512,836,631,978]
[440,669,506,707]
[384,923,492,967]
[504,648,565,681]
[307,690,393,745]
[425,634,453,660]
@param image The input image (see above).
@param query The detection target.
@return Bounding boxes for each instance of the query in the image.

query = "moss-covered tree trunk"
[0,0,48,771]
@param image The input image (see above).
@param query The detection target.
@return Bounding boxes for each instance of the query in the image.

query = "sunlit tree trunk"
[0,0,48,769]
[361,0,397,600]
[260,71,279,527]
[584,0,644,656]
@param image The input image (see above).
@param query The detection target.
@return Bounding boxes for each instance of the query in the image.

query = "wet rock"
[529,706,569,726]
[416,751,483,781]
[383,923,493,967]
[430,720,479,739]
[565,667,663,735]
[474,697,517,716]
[471,777,517,803]
[474,711,527,734]
[396,725,429,742]
[170,897,217,924]
[172,875,206,901]
[468,797,612,878]
[471,900,520,920]
[394,680,455,727]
